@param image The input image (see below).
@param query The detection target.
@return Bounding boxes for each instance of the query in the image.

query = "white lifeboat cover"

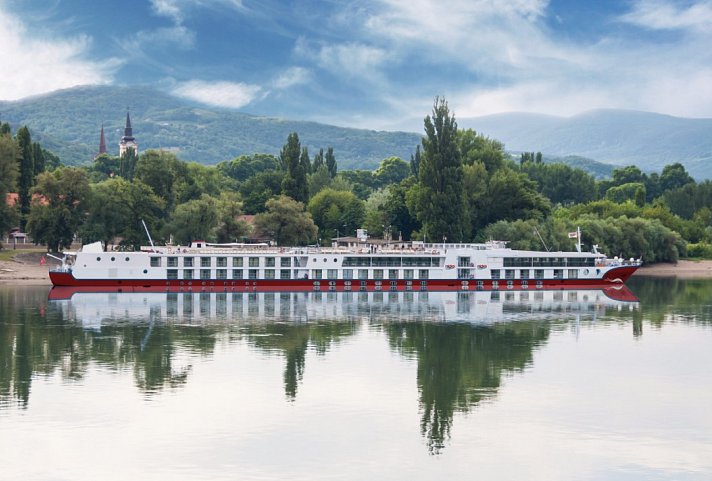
[81,241,104,253]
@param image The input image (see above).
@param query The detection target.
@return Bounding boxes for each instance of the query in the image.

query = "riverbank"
[2,253,712,285]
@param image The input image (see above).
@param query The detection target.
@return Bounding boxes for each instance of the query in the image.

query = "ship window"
[232,257,243,267]
[216,269,227,280]
[150,257,161,267]
[520,269,530,279]
[280,269,291,280]
[312,269,322,279]
[265,257,275,267]
[553,269,563,279]
[568,269,578,279]
[200,269,211,280]
[264,269,275,279]
[249,257,259,267]
[167,257,178,267]
[534,269,544,279]
[327,269,338,279]
[389,269,398,280]
[232,269,243,280]
[418,269,429,279]
[373,269,383,279]
[358,269,368,280]
[404,269,414,279]
[248,269,258,280]
[343,269,353,279]
[491,269,501,280]
[216,257,227,267]
[184,257,194,267]
[458,257,471,267]
[111,257,115,261]
[96,257,101,262]
[200,257,211,267]
[167,269,178,280]
[183,269,193,280]
[280,257,291,267]
[505,269,515,280]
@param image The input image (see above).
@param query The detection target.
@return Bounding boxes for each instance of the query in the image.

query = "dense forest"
[1,98,710,262]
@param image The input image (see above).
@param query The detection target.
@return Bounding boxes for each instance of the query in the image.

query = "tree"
[605,182,646,204]
[299,146,311,176]
[31,142,45,177]
[280,133,308,202]
[240,169,285,214]
[120,147,138,180]
[217,153,281,182]
[457,128,505,173]
[168,195,219,245]
[26,167,90,252]
[416,97,467,242]
[134,150,183,213]
[410,145,421,177]
[312,148,324,172]
[373,156,410,188]
[308,165,332,198]
[15,126,34,225]
[325,147,337,178]
[660,163,694,193]
[0,134,19,237]
[254,195,317,245]
[215,193,251,243]
[307,188,365,241]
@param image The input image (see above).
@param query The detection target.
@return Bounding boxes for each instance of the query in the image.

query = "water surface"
[1,279,711,480]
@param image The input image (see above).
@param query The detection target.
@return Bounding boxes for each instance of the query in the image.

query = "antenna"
[141,219,155,249]
[533,227,550,252]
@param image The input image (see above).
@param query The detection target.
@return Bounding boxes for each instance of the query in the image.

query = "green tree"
[410,145,421,177]
[254,195,317,245]
[659,163,694,193]
[312,148,325,172]
[457,128,505,173]
[120,147,138,180]
[239,170,285,214]
[31,142,45,177]
[373,156,410,188]
[168,195,220,245]
[217,154,281,182]
[520,162,597,205]
[307,188,365,242]
[325,147,337,178]
[0,134,19,237]
[26,167,90,252]
[308,165,333,198]
[300,146,311,176]
[280,133,308,202]
[605,182,646,204]
[215,193,251,243]
[134,150,183,213]
[416,97,467,242]
[15,126,34,225]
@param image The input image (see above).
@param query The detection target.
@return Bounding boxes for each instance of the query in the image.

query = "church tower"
[119,111,138,157]
[94,123,107,159]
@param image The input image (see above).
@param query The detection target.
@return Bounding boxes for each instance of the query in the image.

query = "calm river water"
[1,278,711,481]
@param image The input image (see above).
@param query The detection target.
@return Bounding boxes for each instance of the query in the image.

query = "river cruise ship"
[49,233,641,292]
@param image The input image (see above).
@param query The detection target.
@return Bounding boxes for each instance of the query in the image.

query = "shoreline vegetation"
[0,250,709,286]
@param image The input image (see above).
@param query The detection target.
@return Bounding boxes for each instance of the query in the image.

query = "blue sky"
[1,0,711,131]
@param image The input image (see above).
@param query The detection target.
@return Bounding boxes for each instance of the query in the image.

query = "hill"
[461,110,712,179]
[0,85,422,170]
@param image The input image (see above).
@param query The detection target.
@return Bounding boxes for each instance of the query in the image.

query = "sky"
[1,0,711,131]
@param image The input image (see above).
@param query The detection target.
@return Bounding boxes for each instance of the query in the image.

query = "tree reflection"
[385,321,550,454]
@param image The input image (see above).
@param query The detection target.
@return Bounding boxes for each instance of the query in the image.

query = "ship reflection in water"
[50,286,638,327]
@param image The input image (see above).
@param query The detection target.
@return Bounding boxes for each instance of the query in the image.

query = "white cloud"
[619,0,712,31]
[172,80,262,108]
[272,67,310,89]
[0,7,117,100]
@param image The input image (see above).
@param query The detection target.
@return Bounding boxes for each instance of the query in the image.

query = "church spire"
[122,111,134,141]
[119,109,138,157]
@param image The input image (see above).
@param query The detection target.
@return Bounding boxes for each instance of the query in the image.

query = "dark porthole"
[143,269,148,274]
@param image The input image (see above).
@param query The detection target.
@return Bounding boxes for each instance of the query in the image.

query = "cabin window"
[167,269,178,280]
[505,269,515,280]
[184,257,194,267]
[167,257,178,267]
[458,257,471,267]
[553,269,563,279]
[373,269,384,280]
[568,269,578,279]
[232,269,243,280]
[265,257,275,267]
[404,269,414,279]
[418,269,429,280]
[280,269,291,280]
[248,269,258,280]
[281,257,291,267]
[249,257,259,267]
[216,269,227,280]
[458,269,471,279]
[183,269,193,280]
[491,269,501,280]
[312,269,322,279]
[389,269,399,280]
[216,257,227,267]
[327,269,338,279]
[200,257,211,267]
[200,269,211,280]
[343,269,353,279]
[264,269,275,279]
[233,257,243,267]
[358,269,368,280]
[534,269,544,279]
[150,257,161,267]
[520,269,530,279]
